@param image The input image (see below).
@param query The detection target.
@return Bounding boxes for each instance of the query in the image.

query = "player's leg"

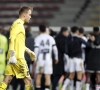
[68,59,75,90]
[17,59,34,90]
[81,73,86,90]
[44,74,51,90]
[64,60,74,90]
[75,58,83,90]
[76,71,83,90]
[44,60,53,90]
[35,73,42,90]
[81,65,86,90]
[0,75,13,90]
[64,56,74,90]
[35,59,44,90]
[95,72,100,90]
[58,75,65,90]
[0,63,14,90]
[23,76,34,90]
[70,79,74,90]
[62,58,75,90]
[62,72,75,90]
[86,72,91,90]
[24,64,34,90]
[64,72,74,90]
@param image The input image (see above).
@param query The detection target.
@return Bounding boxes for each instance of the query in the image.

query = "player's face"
[63,30,69,37]
[25,10,32,23]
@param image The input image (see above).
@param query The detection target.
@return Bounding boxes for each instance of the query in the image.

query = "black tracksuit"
[67,35,91,58]
[86,34,100,71]
[52,33,68,90]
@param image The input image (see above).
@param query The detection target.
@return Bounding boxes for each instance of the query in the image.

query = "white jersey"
[34,33,57,61]
[34,33,58,74]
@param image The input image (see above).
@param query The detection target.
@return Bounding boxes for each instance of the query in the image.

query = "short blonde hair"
[19,6,33,15]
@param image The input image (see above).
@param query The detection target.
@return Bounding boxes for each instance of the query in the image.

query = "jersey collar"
[18,18,24,24]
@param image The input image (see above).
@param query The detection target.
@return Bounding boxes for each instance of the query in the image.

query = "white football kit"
[34,33,58,74]
[64,55,84,73]
[69,58,84,73]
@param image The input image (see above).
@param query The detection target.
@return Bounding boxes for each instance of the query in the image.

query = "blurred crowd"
[0,25,100,90]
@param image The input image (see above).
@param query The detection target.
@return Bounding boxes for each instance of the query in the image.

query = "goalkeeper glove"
[8,50,17,64]
[26,48,36,61]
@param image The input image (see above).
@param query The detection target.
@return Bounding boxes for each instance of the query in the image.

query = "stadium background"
[0,0,100,90]
[0,0,99,34]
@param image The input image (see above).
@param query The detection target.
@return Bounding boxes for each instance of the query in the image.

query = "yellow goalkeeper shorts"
[4,58,30,79]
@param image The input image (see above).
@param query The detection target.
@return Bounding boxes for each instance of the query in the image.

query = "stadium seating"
[0,6,59,11]
[0,0,99,26]
[0,0,64,3]
[0,20,48,26]
[0,13,53,18]
[0,0,62,26]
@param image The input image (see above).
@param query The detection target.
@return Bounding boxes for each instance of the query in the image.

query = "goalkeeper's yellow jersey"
[7,18,26,60]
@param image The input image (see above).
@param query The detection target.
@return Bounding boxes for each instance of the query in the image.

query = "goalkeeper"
[0,6,36,90]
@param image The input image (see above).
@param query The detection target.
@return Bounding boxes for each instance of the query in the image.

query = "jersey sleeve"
[9,23,21,50]
[80,37,92,48]
[34,38,39,47]
[34,38,39,61]
[52,38,58,60]
[51,37,56,46]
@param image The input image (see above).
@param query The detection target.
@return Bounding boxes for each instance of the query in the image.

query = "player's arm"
[31,38,39,77]
[33,38,39,61]
[25,46,36,61]
[88,35,100,48]
[79,37,92,48]
[93,36,100,45]
[31,39,39,78]
[8,23,21,64]
[52,38,58,64]
[9,24,21,51]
